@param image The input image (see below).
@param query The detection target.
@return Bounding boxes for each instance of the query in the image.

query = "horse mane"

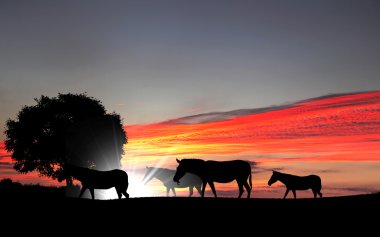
[149,167,174,172]
[180,159,206,171]
[67,164,91,172]
[182,158,205,163]
[66,164,94,180]
[146,167,177,179]
[275,171,299,178]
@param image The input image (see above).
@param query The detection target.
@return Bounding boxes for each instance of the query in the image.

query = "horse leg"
[122,182,129,198]
[318,191,323,198]
[122,189,129,198]
[283,189,290,199]
[116,188,122,199]
[89,188,95,200]
[166,187,170,197]
[208,181,217,198]
[237,181,244,198]
[195,185,202,196]
[312,190,317,198]
[243,181,251,199]
[189,186,194,197]
[78,186,87,198]
[172,188,176,197]
[292,190,297,199]
[201,181,207,198]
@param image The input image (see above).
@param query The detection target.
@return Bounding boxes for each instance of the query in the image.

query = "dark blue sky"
[1,0,379,139]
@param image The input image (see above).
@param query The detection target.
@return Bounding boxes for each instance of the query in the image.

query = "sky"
[122,91,380,198]
[0,0,380,198]
[1,91,380,198]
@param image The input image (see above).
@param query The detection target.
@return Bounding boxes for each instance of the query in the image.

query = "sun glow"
[1,92,380,197]
[123,92,380,163]
[125,173,151,198]
[120,91,380,197]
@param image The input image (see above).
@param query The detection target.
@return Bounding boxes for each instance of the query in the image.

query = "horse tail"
[249,172,252,190]
[318,176,322,190]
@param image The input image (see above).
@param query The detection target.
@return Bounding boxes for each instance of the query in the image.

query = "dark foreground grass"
[1,182,378,232]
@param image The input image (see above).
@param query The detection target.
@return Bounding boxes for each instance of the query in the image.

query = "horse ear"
[176,158,181,164]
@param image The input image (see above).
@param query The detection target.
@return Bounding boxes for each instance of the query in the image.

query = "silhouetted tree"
[4,93,127,186]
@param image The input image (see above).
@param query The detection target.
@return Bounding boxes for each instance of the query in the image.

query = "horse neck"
[276,173,293,186]
[68,166,88,181]
[186,161,204,176]
[152,169,174,183]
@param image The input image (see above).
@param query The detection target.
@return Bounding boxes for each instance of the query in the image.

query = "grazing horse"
[173,159,252,198]
[142,167,202,197]
[268,171,322,199]
[60,164,129,200]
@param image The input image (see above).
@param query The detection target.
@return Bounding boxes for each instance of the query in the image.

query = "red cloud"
[125,91,380,162]
[2,91,380,197]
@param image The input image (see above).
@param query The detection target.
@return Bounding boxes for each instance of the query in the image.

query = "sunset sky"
[1,1,380,198]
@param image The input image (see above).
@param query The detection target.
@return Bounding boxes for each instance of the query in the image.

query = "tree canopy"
[4,93,127,183]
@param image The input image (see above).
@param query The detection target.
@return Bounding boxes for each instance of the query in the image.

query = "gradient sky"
[1,0,380,140]
[0,1,380,198]
[2,91,379,198]
[122,91,380,198]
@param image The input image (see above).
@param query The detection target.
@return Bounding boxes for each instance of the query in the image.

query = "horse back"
[80,169,128,189]
[205,160,251,172]
[307,175,321,185]
[203,160,251,183]
[287,174,321,190]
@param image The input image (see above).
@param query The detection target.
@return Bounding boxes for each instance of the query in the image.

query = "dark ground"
[1,183,379,233]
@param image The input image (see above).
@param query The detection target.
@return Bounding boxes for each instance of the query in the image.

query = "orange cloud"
[122,92,380,197]
[1,141,58,185]
[124,91,380,162]
[1,92,380,197]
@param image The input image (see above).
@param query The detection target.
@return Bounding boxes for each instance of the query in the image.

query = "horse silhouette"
[173,159,252,198]
[143,167,202,197]
[268,170,322,199]
[60,164,129,199]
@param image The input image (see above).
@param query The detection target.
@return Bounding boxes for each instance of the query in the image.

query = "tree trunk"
[66,177,73,187]
[65,177,77,197]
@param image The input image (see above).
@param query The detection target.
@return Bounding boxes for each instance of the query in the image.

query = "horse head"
[268,170,279,186]
[57,163,86,183]
[173,159,186,185]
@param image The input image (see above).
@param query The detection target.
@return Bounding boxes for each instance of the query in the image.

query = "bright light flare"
[126,173,151,198]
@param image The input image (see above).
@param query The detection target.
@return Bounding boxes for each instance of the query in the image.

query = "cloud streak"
[125,91,380,162]
[119,91,380,197]
[164,106,293,124]
[1,91,380,196]
[165,91,380,125]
